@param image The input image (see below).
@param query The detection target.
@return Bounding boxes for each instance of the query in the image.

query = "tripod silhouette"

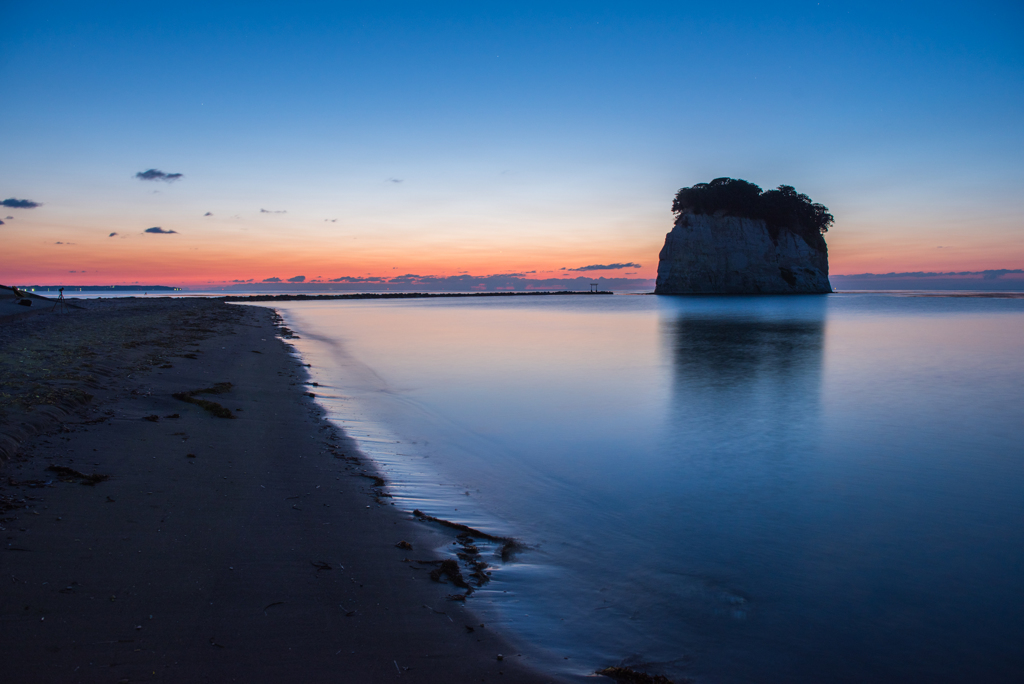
[51,287,68,314]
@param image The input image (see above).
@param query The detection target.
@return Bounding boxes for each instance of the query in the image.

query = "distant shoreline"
[220,290,614,302]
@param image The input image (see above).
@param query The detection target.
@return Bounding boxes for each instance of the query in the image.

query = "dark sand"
[0,293,560,682]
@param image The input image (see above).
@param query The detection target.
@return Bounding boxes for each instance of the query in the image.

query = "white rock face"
[655,212,832,294]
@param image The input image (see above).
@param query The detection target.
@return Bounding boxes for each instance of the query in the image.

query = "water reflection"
[670,316,824,389]
[666,312,824,461]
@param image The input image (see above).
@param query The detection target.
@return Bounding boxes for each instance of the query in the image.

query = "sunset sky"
[2,1,1022,286]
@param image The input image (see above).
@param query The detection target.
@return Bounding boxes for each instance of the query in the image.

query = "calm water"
[270,293,1024,683]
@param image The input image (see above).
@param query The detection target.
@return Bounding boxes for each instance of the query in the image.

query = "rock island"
[655,177,833,294]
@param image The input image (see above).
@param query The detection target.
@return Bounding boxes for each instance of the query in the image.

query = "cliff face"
[655,212,831,294]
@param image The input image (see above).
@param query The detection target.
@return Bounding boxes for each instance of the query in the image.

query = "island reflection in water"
[268,294,1023,684]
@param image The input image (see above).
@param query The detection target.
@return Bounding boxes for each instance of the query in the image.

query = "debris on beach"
[395,540,413,550]
[596,666,680,684]
[45,465,109,486]
[173,382,236,418]
[359,473,385,487]
[429,559,469,588]
[412,509,524,561]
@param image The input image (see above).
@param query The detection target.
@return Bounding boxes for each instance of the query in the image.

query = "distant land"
[187,275,655,293]
[830,270,1024,291]
[14,285,181,292]
[11,270,1024,294]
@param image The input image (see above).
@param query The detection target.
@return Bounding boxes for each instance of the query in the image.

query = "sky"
[1,1,1022,287]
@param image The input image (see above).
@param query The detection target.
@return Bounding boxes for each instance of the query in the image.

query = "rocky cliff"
[655,212,832,294]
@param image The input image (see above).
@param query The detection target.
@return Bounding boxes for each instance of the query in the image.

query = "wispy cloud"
[562,262,641,272]
[387,178,403,183]
[108,232,118,237]
[204,212,213,217]
[2,198,41,208]
[328,275,387,283]
[144,226,177,234]
[260,208,287,214]
[135,169,184,182]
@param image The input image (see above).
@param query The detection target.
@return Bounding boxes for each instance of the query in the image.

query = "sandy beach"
[0,293,557,683]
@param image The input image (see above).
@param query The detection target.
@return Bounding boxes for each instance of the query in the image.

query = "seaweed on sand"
[412,509,524,561]
[596,667,681,684]
[46,465,109,486]
[429,559,469,588]
[173,382,235,418]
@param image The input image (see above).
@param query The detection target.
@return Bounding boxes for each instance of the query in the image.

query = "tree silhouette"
[672,178,833,251]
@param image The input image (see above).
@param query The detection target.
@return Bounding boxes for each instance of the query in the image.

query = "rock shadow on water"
[665,310,825,464]
[668,314,825,392]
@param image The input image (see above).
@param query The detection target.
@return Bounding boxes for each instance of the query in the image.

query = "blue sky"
[2,1,1022,283]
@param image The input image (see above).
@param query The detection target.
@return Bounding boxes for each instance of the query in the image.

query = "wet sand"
[0,294,558,682]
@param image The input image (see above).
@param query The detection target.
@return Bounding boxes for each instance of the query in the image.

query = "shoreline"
[0,296,560,682]
[220,291,614,302]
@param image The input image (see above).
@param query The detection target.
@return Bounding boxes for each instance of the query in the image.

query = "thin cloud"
[262,277,282,283]
[109,232,118,237]
[260,208,287,214]
[564,262,642,272]
[5,216,12,219]
[287,275,306,283]
[2,198,41,208]
[387,178,403,183]
[144,226,178,234]
[328,276,386,283]
[135,169,184,182]
[204,212,213,217]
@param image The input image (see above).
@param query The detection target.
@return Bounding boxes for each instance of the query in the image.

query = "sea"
[262,292,1022,683]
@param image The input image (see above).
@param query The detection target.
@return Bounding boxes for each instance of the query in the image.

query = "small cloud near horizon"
[260,208,287,214]
[2,198,41,208]
[135,169,183,182]
[109,232,118,237]
[204,212,213,217]
[563,262,642,272]
[387,178,403,183]
[144,227,177,234]
[263,277,282,282]
[287,275,306,283]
